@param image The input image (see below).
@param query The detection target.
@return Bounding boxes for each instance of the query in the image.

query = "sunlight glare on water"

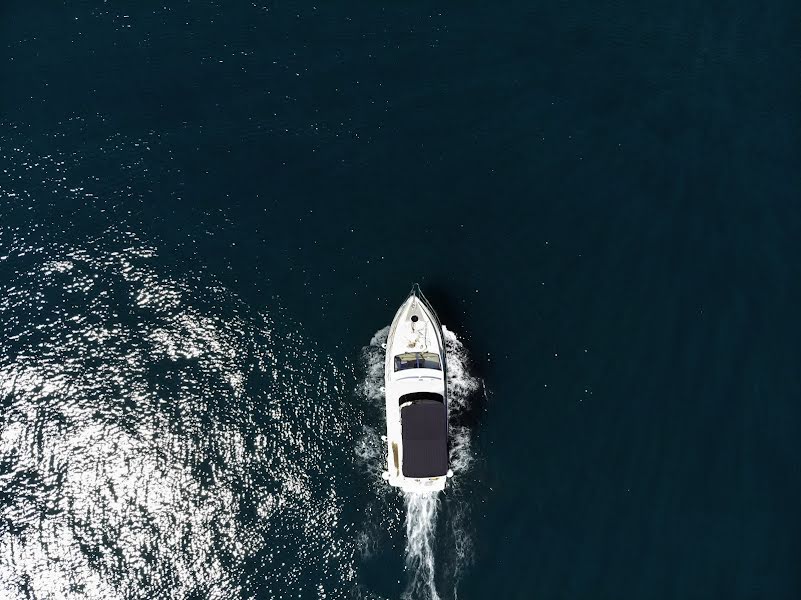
[0,224,363,599]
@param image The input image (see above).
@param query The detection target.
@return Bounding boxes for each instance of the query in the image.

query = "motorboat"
[382,284,452,493]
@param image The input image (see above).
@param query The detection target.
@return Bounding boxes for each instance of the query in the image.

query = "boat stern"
[384,472,449,493]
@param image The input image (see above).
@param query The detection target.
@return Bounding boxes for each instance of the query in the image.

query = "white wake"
[402,493,441,600]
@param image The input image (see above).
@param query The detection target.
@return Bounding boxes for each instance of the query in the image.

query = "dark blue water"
[2,2,800,599]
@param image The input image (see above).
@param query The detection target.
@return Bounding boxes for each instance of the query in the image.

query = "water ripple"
[0,229,363,599]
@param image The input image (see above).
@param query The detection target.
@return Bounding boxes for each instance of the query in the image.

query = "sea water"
[2,2,799,598]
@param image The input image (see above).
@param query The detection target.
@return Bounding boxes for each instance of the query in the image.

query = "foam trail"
[402,493,441,600]
[356,324,480,600]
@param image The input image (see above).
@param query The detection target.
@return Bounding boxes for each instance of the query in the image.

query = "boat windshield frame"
[393,352,441,372]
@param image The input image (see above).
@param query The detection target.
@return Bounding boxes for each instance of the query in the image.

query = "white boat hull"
[383,285,450,493]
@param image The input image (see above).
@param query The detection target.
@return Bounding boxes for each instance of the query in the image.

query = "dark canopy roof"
[401,400,448,478]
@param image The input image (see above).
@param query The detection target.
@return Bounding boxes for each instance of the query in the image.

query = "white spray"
[402,492,441,600]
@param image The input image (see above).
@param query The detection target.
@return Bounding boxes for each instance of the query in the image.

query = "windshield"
[394,352,441,371]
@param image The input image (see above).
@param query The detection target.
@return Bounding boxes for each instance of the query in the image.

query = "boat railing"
[411,283,447,400]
